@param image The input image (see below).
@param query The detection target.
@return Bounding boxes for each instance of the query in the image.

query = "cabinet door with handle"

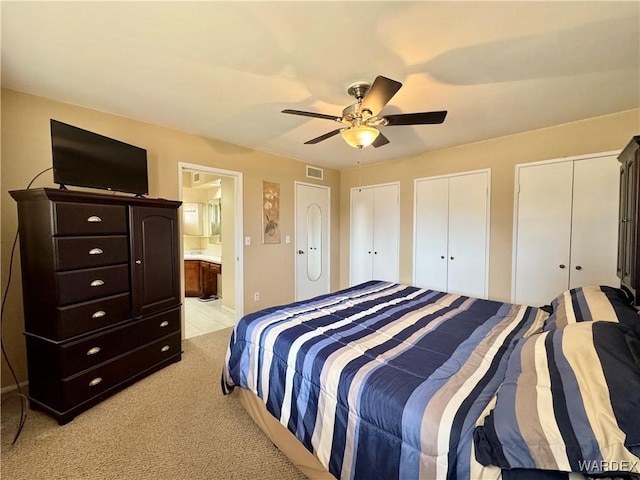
[130,206,181,317]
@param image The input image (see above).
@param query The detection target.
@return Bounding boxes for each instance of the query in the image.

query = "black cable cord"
[1,167,53,444]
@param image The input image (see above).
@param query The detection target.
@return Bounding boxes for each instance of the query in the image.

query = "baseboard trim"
[1,381,28,396]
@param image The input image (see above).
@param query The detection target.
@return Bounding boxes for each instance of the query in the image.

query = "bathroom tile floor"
[184,297,236,339]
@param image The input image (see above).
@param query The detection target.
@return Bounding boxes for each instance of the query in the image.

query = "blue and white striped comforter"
[222,281,548,480]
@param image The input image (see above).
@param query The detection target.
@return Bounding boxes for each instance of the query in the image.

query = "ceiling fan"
[282,75,447,149]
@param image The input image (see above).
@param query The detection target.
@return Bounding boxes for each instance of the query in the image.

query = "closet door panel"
[350,188,374,286]
[570,156,620,289]
[514,162,573,306]
[447,172,488,298]
[372,184,400,282]
[414,178,449,291]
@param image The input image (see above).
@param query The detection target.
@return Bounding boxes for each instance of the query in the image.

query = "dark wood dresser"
[10,188,182,424]
[617,135,640,306]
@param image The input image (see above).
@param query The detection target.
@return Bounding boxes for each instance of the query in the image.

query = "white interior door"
[414,177,449,291]
[372,184,400,282]
[350,187,375,286]
[514,161,573,306]
[569,156,620,289]
[295,183,330,301]
[447,172,489,298]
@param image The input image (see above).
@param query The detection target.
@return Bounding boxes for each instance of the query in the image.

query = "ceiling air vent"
[306,166,324,180]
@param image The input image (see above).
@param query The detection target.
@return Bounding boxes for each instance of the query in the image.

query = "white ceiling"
[2,1,639,170]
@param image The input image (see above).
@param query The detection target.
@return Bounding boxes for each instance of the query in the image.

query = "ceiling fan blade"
[372,132,390,148]
[383,111,448,126]
[304,129,342,144]
[282,109,341,122]
[359,76,402,116]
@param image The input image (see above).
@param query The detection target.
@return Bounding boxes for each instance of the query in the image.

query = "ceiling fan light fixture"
[341,125,380,148]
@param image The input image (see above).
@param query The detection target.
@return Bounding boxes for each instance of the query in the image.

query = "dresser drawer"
[57,264,130,306]
[54,203,127,236]
[56,293,131,340]
[58,307,180,377]
[61,332,181,409]
[55,236,129,271]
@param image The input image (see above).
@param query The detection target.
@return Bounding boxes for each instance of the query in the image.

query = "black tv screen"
[51,119,149,195]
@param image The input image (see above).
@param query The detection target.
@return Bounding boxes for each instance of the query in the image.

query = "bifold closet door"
[447,173,489,298]
[513,155,620,307]
[350,187,375,286]
[350,184,399,286]
[371,184,400,282]
[513,161,573,306]
[414,177,449,292]
[414,171,489,298]
[569,156,619,289]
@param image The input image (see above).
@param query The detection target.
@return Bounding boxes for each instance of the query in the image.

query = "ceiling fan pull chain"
[357,147,362,190]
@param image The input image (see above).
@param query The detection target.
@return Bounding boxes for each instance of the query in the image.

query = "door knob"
[575,265,582,270]
[297,250,304,255]
[450,256,454,260]
[559,264,566,269]
[440,256,445,259]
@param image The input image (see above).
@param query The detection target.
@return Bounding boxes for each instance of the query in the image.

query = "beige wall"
[0,88,341,388]
[339,108,640,301]
[2,87,637,389]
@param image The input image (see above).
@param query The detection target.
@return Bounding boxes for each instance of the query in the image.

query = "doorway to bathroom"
[178,162,244,339]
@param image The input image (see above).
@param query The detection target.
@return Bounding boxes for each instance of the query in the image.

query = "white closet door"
[350,187,375,286]
[514,161,573,306]
[372,184,400,282]
[414,177,449,291]
[570,156,620,289]
[447,172,489,298]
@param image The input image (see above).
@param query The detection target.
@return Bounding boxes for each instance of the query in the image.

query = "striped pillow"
[473,321,640,476]
[543,285,638,331]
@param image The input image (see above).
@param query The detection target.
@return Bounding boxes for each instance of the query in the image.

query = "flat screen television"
[51,119,149,195]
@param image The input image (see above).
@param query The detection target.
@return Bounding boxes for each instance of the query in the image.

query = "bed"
[222,281,640,480]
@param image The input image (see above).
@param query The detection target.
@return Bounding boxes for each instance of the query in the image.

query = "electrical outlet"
[245,236,251,246]
[254,292,260,301]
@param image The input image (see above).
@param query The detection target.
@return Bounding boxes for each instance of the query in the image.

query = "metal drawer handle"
[89,248,104,255]
[92,310,106,319]
[87,216,102,223]
[160,321,169,328]
[90,279,104,287]
[89,377,102,387]
[161,345,170,352]
[87,347,101,356]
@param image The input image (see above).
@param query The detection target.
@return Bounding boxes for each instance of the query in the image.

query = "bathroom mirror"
[307,203,322,281]
[208,198,222,244]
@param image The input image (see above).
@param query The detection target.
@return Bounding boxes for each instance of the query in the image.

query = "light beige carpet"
[1,327,307,480]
